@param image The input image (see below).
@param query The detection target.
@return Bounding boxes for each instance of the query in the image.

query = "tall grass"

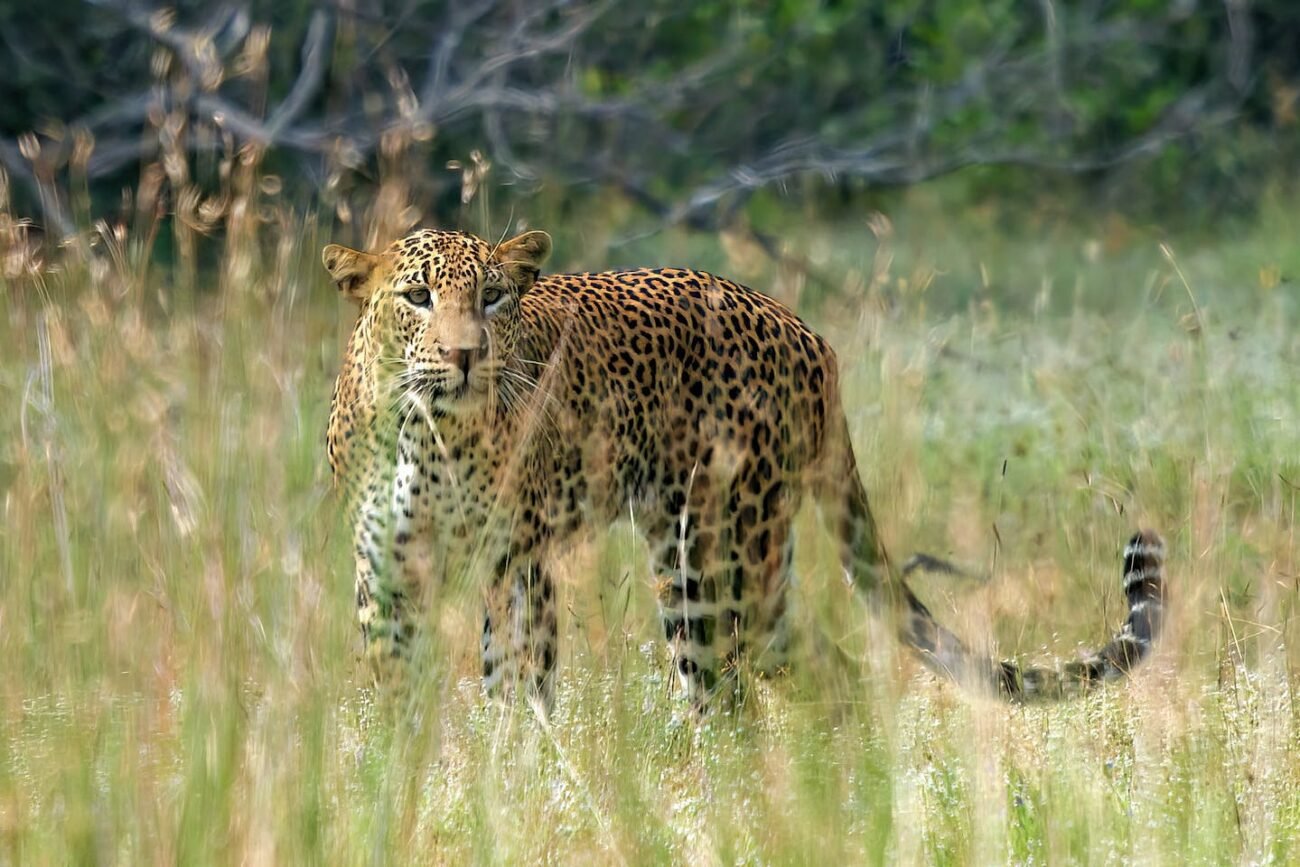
[1,141,1298,863]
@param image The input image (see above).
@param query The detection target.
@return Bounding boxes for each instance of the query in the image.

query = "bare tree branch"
[265,10,334,139]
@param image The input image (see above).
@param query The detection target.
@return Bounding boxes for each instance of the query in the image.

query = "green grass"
[2,194,1299,864]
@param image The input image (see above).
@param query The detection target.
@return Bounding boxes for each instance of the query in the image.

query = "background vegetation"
[2,1,1299,863]
[5,0,1300,243]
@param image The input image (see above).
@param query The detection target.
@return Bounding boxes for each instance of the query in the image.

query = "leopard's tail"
[901,528,1167,701]
[834,467,1166,701]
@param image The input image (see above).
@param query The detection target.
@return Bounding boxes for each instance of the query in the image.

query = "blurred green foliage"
[1,0,1298,229]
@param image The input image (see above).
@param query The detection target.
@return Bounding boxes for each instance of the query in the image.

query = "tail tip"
[1125,529,1165,562]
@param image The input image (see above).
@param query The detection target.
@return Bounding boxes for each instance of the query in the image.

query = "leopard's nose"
[440,345,484,377]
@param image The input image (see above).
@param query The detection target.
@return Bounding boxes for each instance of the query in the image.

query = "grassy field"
[2,186,1299,864]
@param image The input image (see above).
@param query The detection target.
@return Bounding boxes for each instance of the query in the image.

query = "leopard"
[322,227,1167,710]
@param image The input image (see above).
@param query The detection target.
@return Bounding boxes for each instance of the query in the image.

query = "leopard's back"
[515,268,842,512]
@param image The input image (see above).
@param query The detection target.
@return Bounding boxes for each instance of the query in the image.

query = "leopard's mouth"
[403,366,496,419]
[428,374,490,415]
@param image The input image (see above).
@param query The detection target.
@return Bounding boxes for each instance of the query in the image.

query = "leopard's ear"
[493,230,552,294]
[322,243,380,302]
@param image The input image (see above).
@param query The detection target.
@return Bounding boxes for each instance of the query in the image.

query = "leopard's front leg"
[481,555,559,712]
[353,444,434,690]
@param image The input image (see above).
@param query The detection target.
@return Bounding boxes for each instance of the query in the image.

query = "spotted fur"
[323,228,1167,708]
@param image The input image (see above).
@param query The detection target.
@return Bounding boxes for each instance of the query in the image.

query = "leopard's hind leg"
[649,473,799,710]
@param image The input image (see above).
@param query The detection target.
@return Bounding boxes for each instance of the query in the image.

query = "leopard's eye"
[482,285,504,307]
[405,287,431,307]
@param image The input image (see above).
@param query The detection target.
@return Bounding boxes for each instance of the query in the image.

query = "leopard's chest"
[394,419,520,553]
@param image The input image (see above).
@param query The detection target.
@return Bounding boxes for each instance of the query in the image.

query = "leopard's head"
[323,228,551,416]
